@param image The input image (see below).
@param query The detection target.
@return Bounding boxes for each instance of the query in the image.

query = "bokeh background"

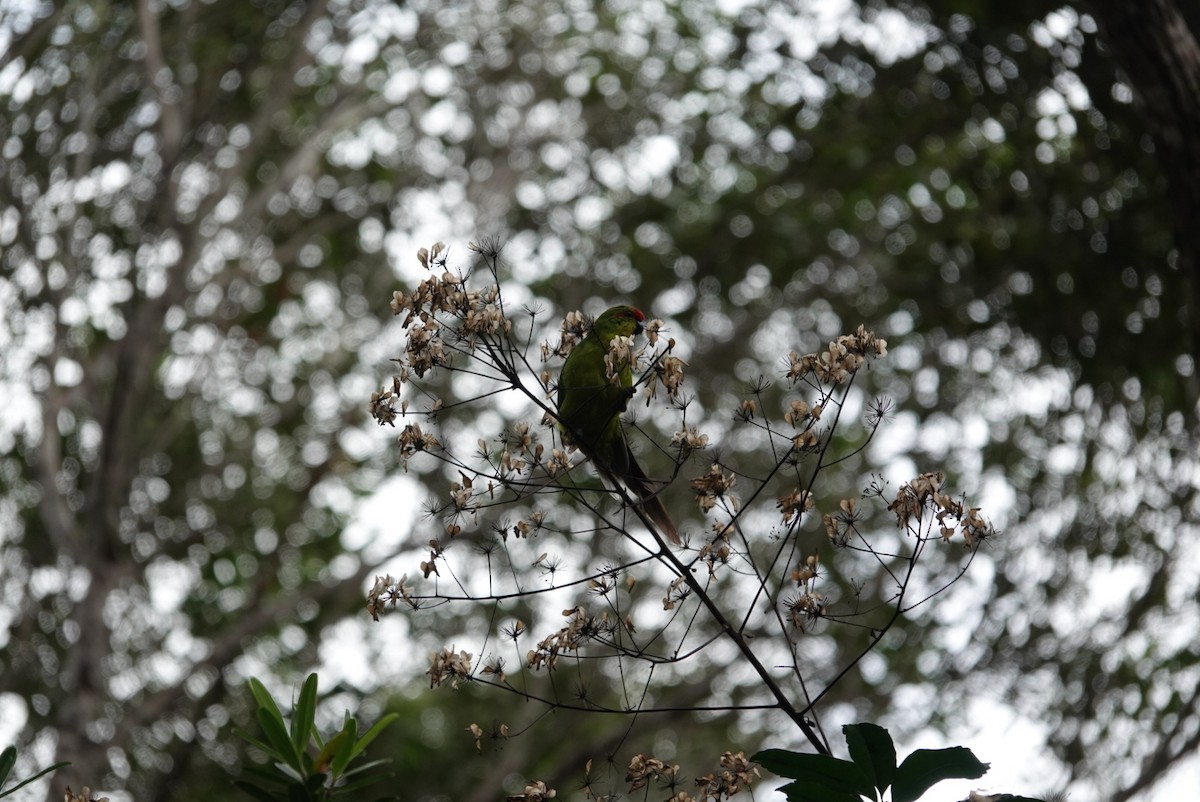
[1,0,1198,800]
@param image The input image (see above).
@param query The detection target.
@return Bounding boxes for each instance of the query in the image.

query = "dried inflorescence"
[645,352,687,404]
[466,721,512,752]
[395,422,442,471]
[626,754,679,792]
[390,244,508,337]
[366,573,416,620]
[662,575,692,610]
[427,646,474,689]
[823,497,861,547]
[624,751,758,801]
[783,552,826,631]
[671,426,709,460]
[694,751,760,799]
[369,243,510,430]
[525,607,617,671]
[602,334,640,385]
[887,471,997,545]
[512,510,546,538]
[64,788,110,802]
[777,487,815,525]
[399,314,452,378]
[369,378,404,427]
[690,463,738,513]
[786,324,888,385]
[506,779,556,801]
[784,588,827,632]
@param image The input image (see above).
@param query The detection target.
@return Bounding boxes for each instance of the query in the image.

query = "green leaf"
[272,761,306,784]
[334,760,396,796]
[336,773,395,796]
[892,747,989,802]
[330,718,358,779]
[234,727,281,758]
[0,759,72,800]
[347,713,398,762]
[752,749,873,798]
[248,678,286,723]
[843,722,897,795]
[314,731,349,778]
[257,706,304,772]
[777,779,869,802]
[291,673,319,760]
[340,758,393,780]
[0,748,15,788]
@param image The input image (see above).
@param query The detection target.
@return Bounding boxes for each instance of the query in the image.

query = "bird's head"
[593,305,645,340]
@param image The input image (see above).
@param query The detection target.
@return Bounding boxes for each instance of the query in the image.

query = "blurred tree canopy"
[1,0,1197,801]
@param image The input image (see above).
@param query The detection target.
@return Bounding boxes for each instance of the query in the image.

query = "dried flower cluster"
[369,243,509,431]
[427,646,474,689]
[64,789,109,802]
[782,553,826,630]
[694,752,759,799]
[512,510,546,538]
[493,421,539,472]
[645,352,687,404]
[506,779,556,801]
[787,324,888,385]
[602,334,640,385]
[398,312,452,378]
[784,399,815,426]
[777,487,815,524]
[369,380,403,426]
[695,521,734,578]
[466,721,511,752]
[419,538,446,578]
[626,754,680,791]
[784,588,827,632]
[366,574,415,620]
[662,575,692,610]
[690,463,738,513]
[887,471,996,545]
[397,421,442,459]
[623,752,757,801]
[390,245,508,341]
[823,497,861,547]
[526,607,616,671]
[671,425,709,459]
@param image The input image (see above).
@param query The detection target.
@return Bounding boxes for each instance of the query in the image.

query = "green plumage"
[557,306,680,545]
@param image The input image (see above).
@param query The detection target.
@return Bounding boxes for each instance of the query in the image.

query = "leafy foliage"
[755,723,1022,802]
[234,674,398,802]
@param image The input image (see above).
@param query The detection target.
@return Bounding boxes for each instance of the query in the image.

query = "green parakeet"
[557,305,680,545]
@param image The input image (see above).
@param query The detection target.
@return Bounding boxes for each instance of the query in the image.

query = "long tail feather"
[618,445,681,545]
